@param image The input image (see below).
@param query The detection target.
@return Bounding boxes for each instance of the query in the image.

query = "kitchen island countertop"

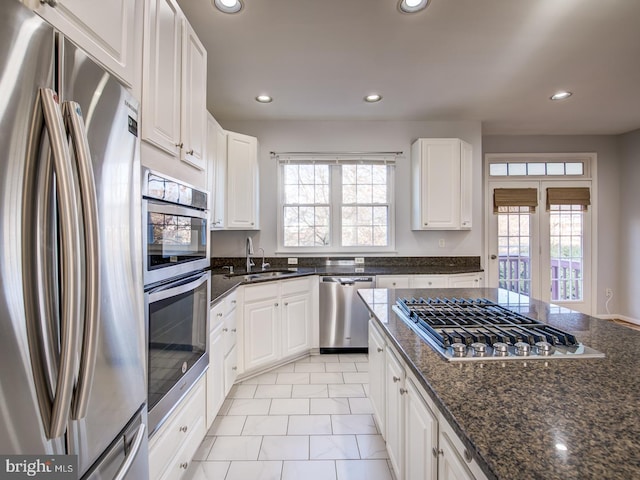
[358,287,640,480]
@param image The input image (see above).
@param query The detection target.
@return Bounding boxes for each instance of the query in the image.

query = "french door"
[488,180,592,314]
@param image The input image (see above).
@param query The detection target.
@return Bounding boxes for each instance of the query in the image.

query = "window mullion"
[330,164,341,248]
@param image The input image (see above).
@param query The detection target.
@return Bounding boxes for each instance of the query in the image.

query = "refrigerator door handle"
[113,423,146,480]
[63,101,101,421]
[40,88,83,438]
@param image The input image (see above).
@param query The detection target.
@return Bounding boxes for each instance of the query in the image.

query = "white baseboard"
[596,313,640,326]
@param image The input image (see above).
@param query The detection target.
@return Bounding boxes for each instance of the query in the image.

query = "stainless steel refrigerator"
[0,1,148,478]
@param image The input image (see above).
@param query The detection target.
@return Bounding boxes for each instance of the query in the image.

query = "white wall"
[619,129,640,322]
[212,120,483,258]
[482,135,621,317]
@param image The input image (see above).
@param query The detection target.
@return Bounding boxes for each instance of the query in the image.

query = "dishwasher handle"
[322,276,375,285]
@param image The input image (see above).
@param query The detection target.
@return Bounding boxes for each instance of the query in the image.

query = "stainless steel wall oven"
[142,169,210,435]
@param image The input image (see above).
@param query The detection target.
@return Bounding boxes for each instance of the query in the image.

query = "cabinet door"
[376,276,410,289]
[281,293,311,358]
[421,139,460,229]
[385,347,405,479]
[405,377,438,480]
[180,19,207,170]
[222,306,237,356]
[410,275,448,288]
[439,431,476,480]
[243,299,279,371]
[460,140,473,229]
[223,345,238,397]
[206,324,225,429]
[368,321,386,438]
[210,122,227,229]
[448,273,483,288]
[33,0,139,88]
[142,0,182,157]
[226,132,259,229]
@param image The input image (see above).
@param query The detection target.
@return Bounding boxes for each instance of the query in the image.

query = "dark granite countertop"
[357,287,640,480]
[209,264,483,304]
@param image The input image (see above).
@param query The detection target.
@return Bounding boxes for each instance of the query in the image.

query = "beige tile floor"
[184,353,394,480]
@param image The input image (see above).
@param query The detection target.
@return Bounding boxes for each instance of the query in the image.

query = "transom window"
[277,154,396,252]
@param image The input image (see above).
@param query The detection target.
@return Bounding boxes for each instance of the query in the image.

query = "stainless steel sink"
[226,269,296,282]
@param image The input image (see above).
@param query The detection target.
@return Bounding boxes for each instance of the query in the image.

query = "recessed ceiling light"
[550,91,573,101]
[364,94,382,103]
[398,0,430,14]
[213,0,243,14]
[255,95,272,103]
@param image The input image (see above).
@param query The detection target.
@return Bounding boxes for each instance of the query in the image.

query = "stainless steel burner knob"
[470,342,487,356]
[492,342,509,356]
[451,343,467,357]
[535,341,553,355]
[514,341,531,356]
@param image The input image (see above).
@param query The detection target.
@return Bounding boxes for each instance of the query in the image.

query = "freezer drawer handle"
[113,423,146,480]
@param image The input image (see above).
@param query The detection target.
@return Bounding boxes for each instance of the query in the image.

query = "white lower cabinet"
[385,345,406,479]
[447,273,484,288]
[368,320,386,437]
[369,321,488,480]
[411,275,449,288]
[376,273,484,289]
[376,276,410,289]
[241,277,315,375]
[206,293,238,426]
[149,376,206,480]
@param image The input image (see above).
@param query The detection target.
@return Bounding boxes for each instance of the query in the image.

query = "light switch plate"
[288,257,298,265]
[354,257,365,264]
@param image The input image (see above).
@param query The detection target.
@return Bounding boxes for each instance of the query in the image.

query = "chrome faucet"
[258,248,270,271]
[246,237,255,272]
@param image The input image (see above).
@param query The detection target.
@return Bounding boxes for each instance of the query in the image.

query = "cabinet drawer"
[222,312,237,355]
[377,276,410,288]
[149,378,206,480]
[281,276,311,296]
[244,282,279,302]
[210,301,225,330]
[410,275,448,288]
[157,413,206,480]
[224,290,238,314]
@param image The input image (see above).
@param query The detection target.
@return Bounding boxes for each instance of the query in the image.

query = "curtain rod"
[270,151,403,156]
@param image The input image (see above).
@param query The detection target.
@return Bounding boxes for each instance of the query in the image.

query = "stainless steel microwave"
[142,168,209,286]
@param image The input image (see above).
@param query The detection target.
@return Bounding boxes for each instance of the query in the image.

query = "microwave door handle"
[113,423,146,480]
[148,272,209,303]
[40,88,83,438]
[63,101,101,421]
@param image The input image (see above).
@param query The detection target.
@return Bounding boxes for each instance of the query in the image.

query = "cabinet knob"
[232,366,237,371]
[175,142,184,148]
[284,302,289,306]
[399,388,408,395]
[464,449,473,463]
[231,328,237,332]
[377,347,383,353]
[231,300,237,304]
[424,223,428,226]
[275,303,279,307]
[392,376,401,383]
[179,462,188,470]
[432,447,444,457]
[428,281,432,286]
[40,0,58,6]
[251,222,255,226]
[186,149,194,155]
[179,425,188,433]
[392,282,396,286]
[222,328,228,332]
[217,313,223,317]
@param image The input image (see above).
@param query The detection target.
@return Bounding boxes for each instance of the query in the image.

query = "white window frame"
[276,156,396,254]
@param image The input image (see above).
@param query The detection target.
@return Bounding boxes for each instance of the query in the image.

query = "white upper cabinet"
[29,0,141,90]
[411,138,473,230]
[142,0,207,170]
[226,131,259,230]
[207,114,227,229]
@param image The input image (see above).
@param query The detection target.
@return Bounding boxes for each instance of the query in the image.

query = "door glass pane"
[497,206,532,295]
[549,205,584,302]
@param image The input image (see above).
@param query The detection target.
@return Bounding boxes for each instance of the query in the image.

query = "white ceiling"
[178,0,640,135]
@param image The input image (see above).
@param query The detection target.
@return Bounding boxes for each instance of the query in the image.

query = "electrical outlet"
[288,257,298,265]
[605,288,613,298]
[438,239,445,248]
[354,257,365,264]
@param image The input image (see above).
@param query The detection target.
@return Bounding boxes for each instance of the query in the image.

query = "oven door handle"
[148,272,210,303]
[144,198,208,220]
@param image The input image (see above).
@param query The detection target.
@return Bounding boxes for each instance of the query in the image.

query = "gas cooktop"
[393,297,605,362]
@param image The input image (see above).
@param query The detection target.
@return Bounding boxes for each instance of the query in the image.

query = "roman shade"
[493,188,538,213]
[546,187,591,210]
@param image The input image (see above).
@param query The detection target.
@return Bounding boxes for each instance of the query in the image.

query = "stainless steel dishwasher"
[319,276,376,353]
